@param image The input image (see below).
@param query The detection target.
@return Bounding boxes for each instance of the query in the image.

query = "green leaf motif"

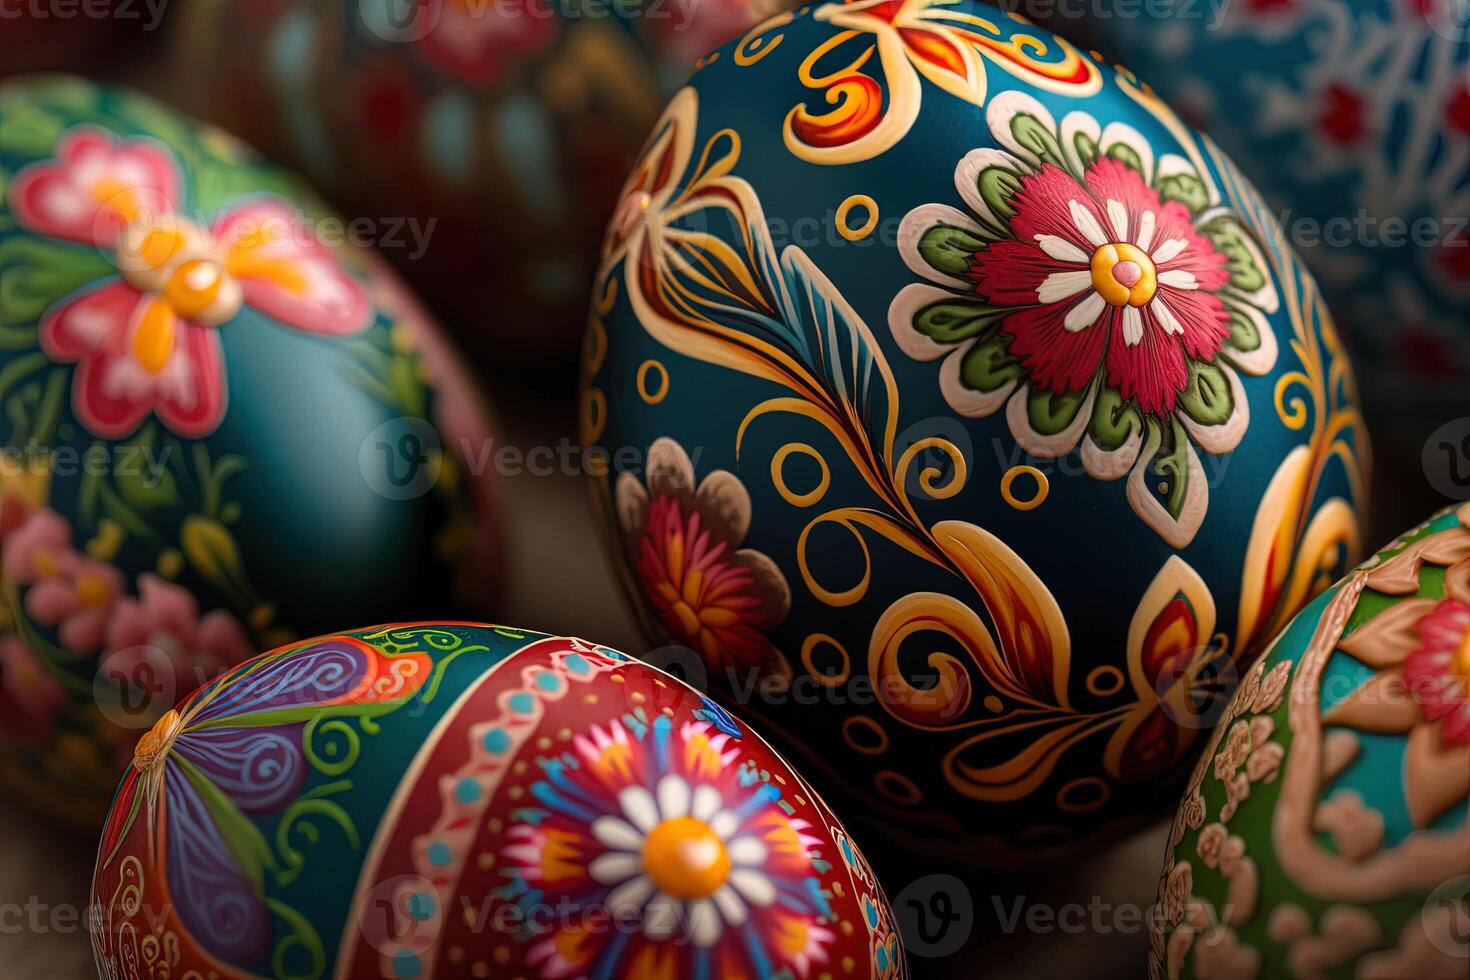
[181,514,254,609]
[959,336,1022,394]
[1225,303,1261,353]
[977,166,1022,222]
[1010,113,1067,171]
[918,224,984,278]
[1072,132,1100,171]
[0,101,65,157]
[1105,143,1145,175]
[1178,360,1234,428]
[1156,172,1210,214]
[113,427,182,512]
[1149,418,1191,519]
[1088,386,1142,451]
[1201,215,1267,293]
[914,299,1006,344]
[0,238,112,328]
[1027,385,1089,436]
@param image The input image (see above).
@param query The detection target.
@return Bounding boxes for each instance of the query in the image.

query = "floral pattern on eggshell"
[615,437,792,674]
[3,507,123,651]
[104,574,256,691]
[500,714,837,978]
[0,634,68,746]
[1326,530,1470,828]
[10,127,372,439]
[891,90,1280,547]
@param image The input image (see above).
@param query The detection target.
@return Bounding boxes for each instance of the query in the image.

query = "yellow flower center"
[1455,632,1470,695]
[1090,242,1157,307]
[133,708,184,773]
[75,571,113,607]
[164,258,228,322]
[640,816,731,901]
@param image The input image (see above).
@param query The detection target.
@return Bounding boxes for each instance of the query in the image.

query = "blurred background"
[1,1,1466,978]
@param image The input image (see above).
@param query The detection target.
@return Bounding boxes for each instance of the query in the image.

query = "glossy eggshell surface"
[0,76,501,825]
[1088,0,1469,475]
[173,0,783,355]
[581,0,1370,864]
[89,623,906,980]
[1152,505,1470,978]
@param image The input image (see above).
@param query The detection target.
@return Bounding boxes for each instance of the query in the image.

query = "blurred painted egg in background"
[90,623,907,979]
[170,0,787,368]
[582,0,1370,866]
[1084,0,1470,524]
[0,75,503,825]
[1152,504,1470,978]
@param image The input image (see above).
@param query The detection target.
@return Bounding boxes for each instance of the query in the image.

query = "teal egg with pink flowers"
[0,76,502,826]
[1150,505,1470,978]
[581,0,1372,866]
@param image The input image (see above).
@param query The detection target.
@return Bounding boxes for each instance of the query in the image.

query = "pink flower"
[104,574,256,696]
[11,128,373,439]
[967,158,1231,416]
[4,507,123,651]
[411,0,558,83]
[0,635,69,746]
[1405,598,1470,747]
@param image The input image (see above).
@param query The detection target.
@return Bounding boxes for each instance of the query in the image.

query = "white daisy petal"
[607,874,656,917]
[710,811,740,840]
[1037,270,1093,304]
[1068,199,1109,246]
[1122,305,1144,346]
[728,868,778,907]
[1035,234,1089,264]
[691,785,723,822]
[642,893,681,940]
[588,851,642,885]
[656,774,691,820]
[1135,210,1156,252]
[1151,238,1188,263]
[618,786,660,833]
[1107,199,1129,241]
[1151,297,1186,336]
[1063,291,1107,332]
[1158,269,1199,290]
[726,836,769,866]
[591,815,645,851]
[712,884,749,928]
[687,898,723,948]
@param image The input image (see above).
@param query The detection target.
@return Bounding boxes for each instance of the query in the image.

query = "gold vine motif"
[596,84,1250,808]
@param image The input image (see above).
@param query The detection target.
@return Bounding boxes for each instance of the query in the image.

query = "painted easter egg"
[581,0,1372,865]
[171,0,785,362]
[0,76,503,825]
[89,623,907,980]
[1150,504,1470,979]
[1084,0,1470,517]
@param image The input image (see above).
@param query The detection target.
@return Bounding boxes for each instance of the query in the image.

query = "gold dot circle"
[835,194,879,242]
[1001,464,1049,511]
[637,360,669,404]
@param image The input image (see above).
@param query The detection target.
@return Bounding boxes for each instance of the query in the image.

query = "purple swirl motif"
[175,725,305,814]
[193,640,372,724]
[164,773,273,967]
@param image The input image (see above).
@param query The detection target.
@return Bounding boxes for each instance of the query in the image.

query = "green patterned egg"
[1152,505,1470,978]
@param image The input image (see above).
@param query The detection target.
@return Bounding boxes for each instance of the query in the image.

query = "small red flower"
[1406,598,1470,747]
[966,158,1231,416]
[1317,84,1369,146]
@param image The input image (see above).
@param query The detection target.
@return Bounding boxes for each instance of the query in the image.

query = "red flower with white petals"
[11,127,372,439]
[967,158,1232,415]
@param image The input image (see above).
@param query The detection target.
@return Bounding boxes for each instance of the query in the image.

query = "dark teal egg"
[0,76,503,825]
[582,0,1370,865]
